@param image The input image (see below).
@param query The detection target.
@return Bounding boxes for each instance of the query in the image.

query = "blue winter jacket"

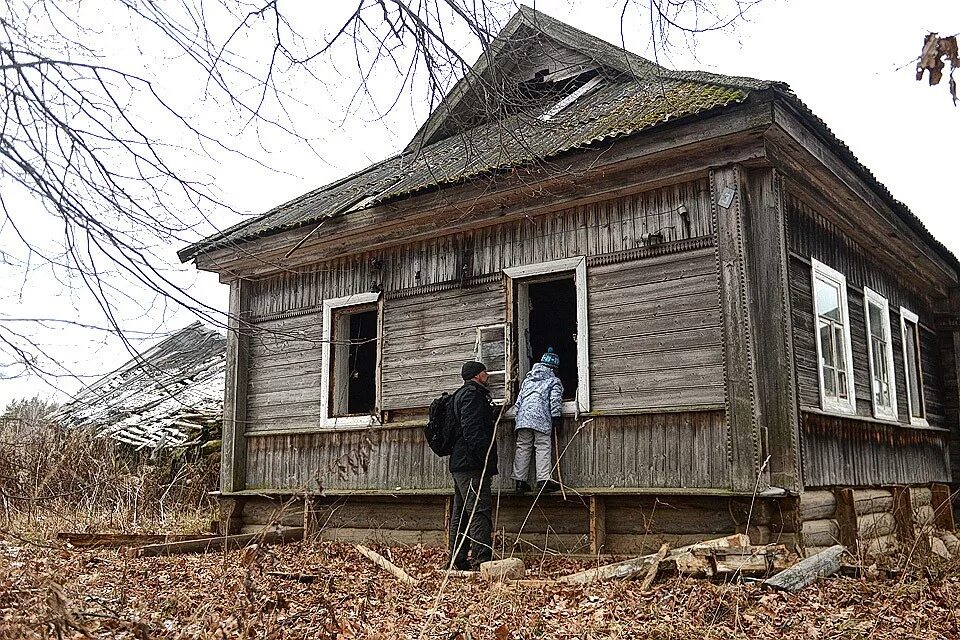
[513,363,563,434]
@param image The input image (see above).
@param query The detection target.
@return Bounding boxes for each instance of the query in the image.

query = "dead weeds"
[2,534,959,639]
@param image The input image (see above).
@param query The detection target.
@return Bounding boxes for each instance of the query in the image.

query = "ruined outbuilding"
[53,322,225,449]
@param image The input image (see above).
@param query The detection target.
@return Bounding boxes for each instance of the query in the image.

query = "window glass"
[812,260,855,413]
[904,319,923,419]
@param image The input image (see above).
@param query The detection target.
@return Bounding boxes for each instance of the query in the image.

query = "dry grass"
[0,419,218,538]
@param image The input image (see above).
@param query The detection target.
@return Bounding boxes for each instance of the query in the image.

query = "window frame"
[319,292,382,430]
[863,287,898,422]
[899,306,928,427]
[810,259,857,415]
[503,256,590,414]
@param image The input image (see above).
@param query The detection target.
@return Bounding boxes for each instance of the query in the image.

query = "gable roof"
[178,6,772,262]
[50,322,225,449]
[178,7,958,279]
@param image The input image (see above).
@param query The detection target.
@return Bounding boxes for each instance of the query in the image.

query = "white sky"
[2,0,958,407]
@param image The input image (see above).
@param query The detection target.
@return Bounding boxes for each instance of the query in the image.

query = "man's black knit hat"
[461,361,487,380]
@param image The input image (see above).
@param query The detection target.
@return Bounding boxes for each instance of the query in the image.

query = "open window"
[811,259,856,415]
[504,257,590,414]
[864,287,898,421]
[900,307,927,426]
[320,292,381,429]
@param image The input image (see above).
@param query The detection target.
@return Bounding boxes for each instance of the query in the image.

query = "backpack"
[425,390,459,457]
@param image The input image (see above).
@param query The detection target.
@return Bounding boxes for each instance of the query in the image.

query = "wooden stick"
[553,430,567,500]
[127,528,304,558]
[639,543,670,591]
[356,544,420,587]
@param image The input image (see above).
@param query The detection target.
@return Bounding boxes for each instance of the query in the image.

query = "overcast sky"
[1,0,958,408]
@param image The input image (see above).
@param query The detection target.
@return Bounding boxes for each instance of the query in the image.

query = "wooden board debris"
[58,532,219,548]
[558,533,749,585]
[126,528,304,558]
[762,544,845,592]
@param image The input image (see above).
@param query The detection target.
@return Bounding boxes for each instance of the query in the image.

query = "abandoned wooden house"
[179,7,960,556]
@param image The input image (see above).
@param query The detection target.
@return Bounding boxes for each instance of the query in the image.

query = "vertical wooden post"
[890,485,916,543]
[834,488,858,550]
[222,278,250,494]
[931,483,955,531]
[742,168,801,492]
[220,498,245,535]
[711,165,762,491]
[303,495,319,540]
[589,496,606,555]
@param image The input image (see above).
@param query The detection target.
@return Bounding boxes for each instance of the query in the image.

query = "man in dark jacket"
[448,360,499,570]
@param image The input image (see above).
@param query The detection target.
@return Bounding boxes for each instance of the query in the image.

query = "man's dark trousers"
[448,470,493,568]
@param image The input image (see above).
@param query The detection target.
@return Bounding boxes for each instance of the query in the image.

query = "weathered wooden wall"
[787,193,947,427]
[244,411,732,492]
[801,413,950,486]
[587,246,724,411]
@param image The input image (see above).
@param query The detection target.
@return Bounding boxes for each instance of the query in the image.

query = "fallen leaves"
[2,534,960,638]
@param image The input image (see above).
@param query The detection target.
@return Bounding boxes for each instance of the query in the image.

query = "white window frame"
[863,287,898,421]
[899,306,928,427]
[503,256,590,414]
[811,259,856,415]
[319,292,382,429]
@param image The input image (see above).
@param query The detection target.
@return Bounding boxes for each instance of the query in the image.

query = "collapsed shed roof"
[51,322,225,449]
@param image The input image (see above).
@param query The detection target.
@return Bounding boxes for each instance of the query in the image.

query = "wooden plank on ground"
[58,533,218,548]
[127,528,304,558]
[355,544,420,587]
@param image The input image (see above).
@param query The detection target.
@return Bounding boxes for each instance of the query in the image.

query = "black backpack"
[425,390,459,457]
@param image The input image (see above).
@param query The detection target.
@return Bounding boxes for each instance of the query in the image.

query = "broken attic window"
[538,73,602,121]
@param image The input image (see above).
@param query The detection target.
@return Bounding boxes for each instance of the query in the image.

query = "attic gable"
[405,5,662,152]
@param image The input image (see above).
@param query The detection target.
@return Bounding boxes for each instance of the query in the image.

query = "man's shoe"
[538,479,561,494]
[451,558,473,571]
[515,480,532,494]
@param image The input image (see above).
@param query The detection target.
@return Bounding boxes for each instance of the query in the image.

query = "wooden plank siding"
[785,190,952,487]
[380,281,505,410]
[244,411,730,492]
[802,413,950,486]
[232,177,743,492]
[787,193,947,427]
[587,247,724,410]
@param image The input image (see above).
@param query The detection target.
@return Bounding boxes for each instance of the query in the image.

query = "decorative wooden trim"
[586,236,714,267]
[249,305,324,324]
[222,279,250,494]
[385,273,500,301]
[711,165,761,492]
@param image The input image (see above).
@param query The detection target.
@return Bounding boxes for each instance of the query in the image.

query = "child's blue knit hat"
[540,347,560,369]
